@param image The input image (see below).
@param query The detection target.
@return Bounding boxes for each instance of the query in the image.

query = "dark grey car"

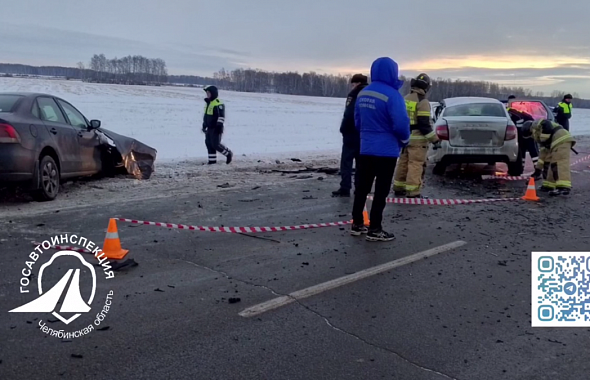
[0,92,156,201]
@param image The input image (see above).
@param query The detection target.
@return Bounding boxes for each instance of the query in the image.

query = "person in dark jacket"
[351,57,410,242]
[332,74,368,197]
[203,85,233,164]
[554,94,573,131]
[506,95,539,169]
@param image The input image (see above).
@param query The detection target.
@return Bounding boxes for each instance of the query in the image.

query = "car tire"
[433,162,446,176]
[33,155,60,201]
[507,159,524,176]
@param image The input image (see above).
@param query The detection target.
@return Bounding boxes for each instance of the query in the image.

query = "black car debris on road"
[0,92,157,201]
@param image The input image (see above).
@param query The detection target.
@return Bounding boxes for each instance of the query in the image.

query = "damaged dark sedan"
[0,92,157,201]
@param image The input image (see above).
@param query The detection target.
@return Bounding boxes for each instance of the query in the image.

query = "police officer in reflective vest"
[523,119,575,196]
[393,73,439,198]
[203,85,233,164]
[554,94,573,131]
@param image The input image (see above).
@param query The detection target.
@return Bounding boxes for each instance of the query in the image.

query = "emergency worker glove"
[202,123,207,133]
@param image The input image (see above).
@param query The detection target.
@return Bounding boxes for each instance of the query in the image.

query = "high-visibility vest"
[557,102,572,116]
[205,99,223,115]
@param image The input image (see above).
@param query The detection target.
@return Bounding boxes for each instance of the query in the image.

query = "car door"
[35,96,81,175]
[55,98,102,174]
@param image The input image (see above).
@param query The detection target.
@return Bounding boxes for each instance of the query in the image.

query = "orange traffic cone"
[350,202,371,227]
[102,218,129,260]
[522,178,540,201]
[362,204,370,227]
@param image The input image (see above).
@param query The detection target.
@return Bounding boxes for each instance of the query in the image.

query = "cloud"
[0,22,244,76]
[3,0,590,96]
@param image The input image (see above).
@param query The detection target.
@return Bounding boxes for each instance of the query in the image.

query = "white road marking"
[238,240,467,318]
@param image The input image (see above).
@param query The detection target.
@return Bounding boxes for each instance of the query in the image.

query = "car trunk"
[445,116,508,148]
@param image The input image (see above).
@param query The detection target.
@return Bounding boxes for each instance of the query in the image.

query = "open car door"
[507,100,554,121]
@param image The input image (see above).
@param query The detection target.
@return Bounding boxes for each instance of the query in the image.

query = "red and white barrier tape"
[368,196,521,205]
[571,154,590,166]
[114,217,351,233]
[113,197,522,233]
[481,175,529,181]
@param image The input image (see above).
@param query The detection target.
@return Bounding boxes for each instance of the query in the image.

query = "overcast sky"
[3,0,590,97]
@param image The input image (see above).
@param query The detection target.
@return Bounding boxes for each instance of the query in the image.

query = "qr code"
[532,252,590,327]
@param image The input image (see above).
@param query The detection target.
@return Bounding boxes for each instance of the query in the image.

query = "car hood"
[98,127,157,180]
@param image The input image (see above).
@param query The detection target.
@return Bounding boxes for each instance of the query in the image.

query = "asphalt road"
[2,152,590,380]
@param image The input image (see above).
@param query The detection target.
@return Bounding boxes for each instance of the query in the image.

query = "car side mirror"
[89,120,101,129]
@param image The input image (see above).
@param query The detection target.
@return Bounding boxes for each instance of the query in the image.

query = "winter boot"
[332,189,351,197]
[550,188,570,196]
[350,224,368,236]
[406,194,429,199]
[394,190,406,197]
[366,229,396,242]
[226,150,233,164]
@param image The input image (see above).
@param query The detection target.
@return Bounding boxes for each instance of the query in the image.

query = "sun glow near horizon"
[320,55,590,76]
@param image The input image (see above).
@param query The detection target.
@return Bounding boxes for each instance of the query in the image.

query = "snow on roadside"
[0,155,342,218]
[0,77,346,162]
[3,77,590,214]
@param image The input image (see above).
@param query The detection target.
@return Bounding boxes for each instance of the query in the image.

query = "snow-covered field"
[3,77,590,162]
[0,77,347,162]
[3,76,590,214]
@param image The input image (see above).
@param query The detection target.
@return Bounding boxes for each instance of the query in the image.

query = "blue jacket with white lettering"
[354,57,410,158]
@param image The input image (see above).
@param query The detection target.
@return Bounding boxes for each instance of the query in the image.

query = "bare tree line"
[1,61,588,108]
[80,54,168,85]
[176,68,587,108]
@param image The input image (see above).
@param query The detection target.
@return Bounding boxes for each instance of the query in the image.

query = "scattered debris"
[290,158,302,162]
[71,354,83,359]
[111,259,138,271]
[154,288,164,292]
[228,298,241,304]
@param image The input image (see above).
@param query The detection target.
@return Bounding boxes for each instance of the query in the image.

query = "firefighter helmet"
[410,73,432,92]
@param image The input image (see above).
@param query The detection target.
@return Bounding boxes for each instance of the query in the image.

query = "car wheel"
[433,162,446,176]
[507,159,524,176]
[33,155,60,201]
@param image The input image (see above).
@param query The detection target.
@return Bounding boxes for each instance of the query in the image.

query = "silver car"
[430,97,521,176]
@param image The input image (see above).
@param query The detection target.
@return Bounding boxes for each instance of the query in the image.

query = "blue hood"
[370,57,403,90]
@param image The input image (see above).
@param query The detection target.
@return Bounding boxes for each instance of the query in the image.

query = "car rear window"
[443,103,506,117]
[0,95,23,112]
[508,101,548,120]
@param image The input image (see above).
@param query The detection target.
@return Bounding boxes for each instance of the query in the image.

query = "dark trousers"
[557,118,570,131]
[340,135,360,191]
[517,130,539,166]
[205,129,230,163]
[352,155,397,231]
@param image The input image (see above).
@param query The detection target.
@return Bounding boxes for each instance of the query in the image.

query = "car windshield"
[508,101,548,120]
[443,102,506,117]
[0,95,23,112]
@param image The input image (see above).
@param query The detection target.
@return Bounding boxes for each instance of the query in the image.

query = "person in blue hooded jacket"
[350,57,410,242]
